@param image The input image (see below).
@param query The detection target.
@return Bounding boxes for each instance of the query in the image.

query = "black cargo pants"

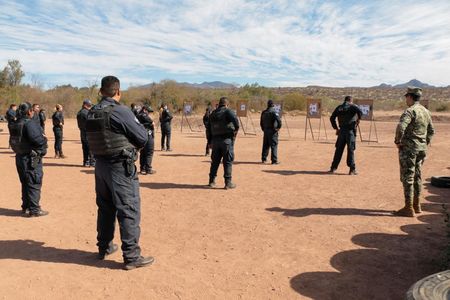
[331,129,356,170]
[15,154,43,213]
[209,137,234,182]
[95,158,141,263]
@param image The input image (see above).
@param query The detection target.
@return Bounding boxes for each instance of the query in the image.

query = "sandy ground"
[0,114,450,300]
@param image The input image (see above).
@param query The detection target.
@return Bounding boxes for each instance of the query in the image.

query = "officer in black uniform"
[10,102,48,217]
[260,99,282,164]
[77,99,94,167]
[207,97,239,189]
[86,76,154,270]
[203,105,213,156]
[329,96,362,175]
[6,104,17,148]
[52,104,65,158]
[159,104,173,151]
[137,104,156,175]
[32,104,41,124]
[38,108,46,132]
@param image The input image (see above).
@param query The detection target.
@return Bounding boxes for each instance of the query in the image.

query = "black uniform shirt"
[206,105,240,140]
[159,108,173,124]
[6,108,16,124]
[23,117,47,151]
[77,108,89,131]
[101,97,148,149]
[137,112,154,131]
[260,107,282,131]
[52,111,64,127]
[330,102,362,131]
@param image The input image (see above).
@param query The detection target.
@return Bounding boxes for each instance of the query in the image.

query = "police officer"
[394,87,434,217]
[137,104,156,175]
[329,96,362,175]
[203,105,213,156]
[6,104,17,148]
[10,102,48,217]
[38,108,46,132]
[159,103,173,151]
[77,99,94,167]
[207,97,239,189]
[32,104,40,124]
[86,75,154,270]
[260,99,282,164]
[52,104,65,158]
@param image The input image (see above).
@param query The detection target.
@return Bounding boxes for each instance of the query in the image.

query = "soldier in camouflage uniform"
[394,87,434,217]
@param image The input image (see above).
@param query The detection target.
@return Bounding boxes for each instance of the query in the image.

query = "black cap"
[143,104,154,112]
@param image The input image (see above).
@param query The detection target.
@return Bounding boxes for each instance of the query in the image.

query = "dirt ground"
[1,114,450,300]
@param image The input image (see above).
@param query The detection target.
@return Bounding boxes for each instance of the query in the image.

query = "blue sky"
[1,0,450,89]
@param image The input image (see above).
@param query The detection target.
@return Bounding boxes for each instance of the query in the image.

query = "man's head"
[18,102,33,118]
[82,99,92,109]
[267,99,274,108]
[100,76,121,99]
[404,86,422,106]
[344,96,353,103]
[10,104,17,111]
[218,96,228,107]
[32,103,40,112]
[142,104,153,113]
[55,104,63,111]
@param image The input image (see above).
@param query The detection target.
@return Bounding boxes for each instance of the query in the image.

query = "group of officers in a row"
[3,75,434,270]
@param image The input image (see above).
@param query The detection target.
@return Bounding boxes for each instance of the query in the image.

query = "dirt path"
[1,116,449,299]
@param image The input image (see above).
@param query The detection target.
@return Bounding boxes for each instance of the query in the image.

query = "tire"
[431,176,450,188]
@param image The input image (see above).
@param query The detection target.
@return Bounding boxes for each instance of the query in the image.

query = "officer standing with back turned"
[329,95,362,175]
[10,102,48,217]
[77,99,94,167]
[137,104,156,175]
[207,97,239,189]
[86,76,154,270]
[260,99,282,164]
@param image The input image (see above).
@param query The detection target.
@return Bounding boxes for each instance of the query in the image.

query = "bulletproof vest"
[10,118,32,155]
[85,104,134,157]
[261,108,277,130]
[209,107,235,137]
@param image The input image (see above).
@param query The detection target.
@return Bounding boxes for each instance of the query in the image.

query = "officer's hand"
[335,129,340,135]
[396,143,403,150]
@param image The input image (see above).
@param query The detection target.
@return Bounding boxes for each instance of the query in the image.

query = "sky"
[1,0,450,89]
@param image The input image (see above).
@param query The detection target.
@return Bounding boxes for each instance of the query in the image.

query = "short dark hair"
[219,96,228,106]
[18,102,32,117]
[10,104,16,109]
[100,76,120,97]
[407,93,421,102]
[344,96,352,102]
[32,103,39,109]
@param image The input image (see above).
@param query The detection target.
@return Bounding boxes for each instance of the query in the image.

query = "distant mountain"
[373,79,435,89]
[179,81,236,89]
[137,81,236,89]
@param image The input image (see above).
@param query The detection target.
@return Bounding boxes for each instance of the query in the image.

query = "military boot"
[59,152,67,159]
[393,197,415,217]
[225,180,236,190]
[413,196,422,214]
[208,177,216,188]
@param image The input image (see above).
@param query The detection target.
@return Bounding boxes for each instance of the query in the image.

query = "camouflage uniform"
[395,95,434,215]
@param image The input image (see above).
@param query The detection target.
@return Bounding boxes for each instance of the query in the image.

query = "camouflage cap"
[404,86,422,97]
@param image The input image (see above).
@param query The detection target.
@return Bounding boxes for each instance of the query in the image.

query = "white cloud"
[0,0,450,88]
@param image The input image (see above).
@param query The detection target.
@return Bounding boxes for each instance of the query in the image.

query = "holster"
[29,150,41,170]
[121,149,137,176]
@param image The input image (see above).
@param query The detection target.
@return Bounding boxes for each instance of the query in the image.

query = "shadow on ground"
[160,153,205,157]
[263,170,346,176]
[140,182,209,190]
[0,240,123,269]
[43,162,82,168]
[266,207,392,217]
[0,207,25,218]
[288,179,450,299]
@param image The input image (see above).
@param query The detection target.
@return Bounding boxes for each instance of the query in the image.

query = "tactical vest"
[261,108,277,130]
[76,109,88,130]
[210,107,235,137]
[10,118,32,155]
[85,104,134,157]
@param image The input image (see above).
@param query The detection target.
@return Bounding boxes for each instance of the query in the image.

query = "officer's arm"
[355,105,363,121]
[427,114,435,145]
[206,117,212,141]
[229,110,239,132]
[274,112,282,130]
[260,112,264,131]
[395,110,412,145]
[25,122,47,149]
[330,108,339,130]
[111,106,148,148]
